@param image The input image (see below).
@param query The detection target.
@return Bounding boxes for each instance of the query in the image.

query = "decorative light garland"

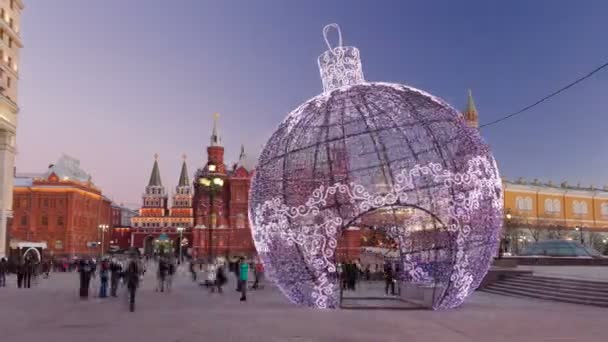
[249,24,503,310]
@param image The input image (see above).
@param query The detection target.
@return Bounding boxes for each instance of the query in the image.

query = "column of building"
[0,0,23,258]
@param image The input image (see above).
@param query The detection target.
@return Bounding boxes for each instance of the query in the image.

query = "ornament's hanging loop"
[323,23,343,52]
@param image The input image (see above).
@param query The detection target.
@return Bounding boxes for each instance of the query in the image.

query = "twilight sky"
[16,1,608,208]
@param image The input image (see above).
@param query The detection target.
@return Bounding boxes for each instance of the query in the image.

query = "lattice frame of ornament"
[249,24,503,310]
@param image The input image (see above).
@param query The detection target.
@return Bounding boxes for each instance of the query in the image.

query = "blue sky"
[16,1,608,206]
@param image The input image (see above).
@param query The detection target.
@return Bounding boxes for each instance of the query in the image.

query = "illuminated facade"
[0,0,23,258]
[10,155,113,257]
[192,114,256,260]
[130,155,193,255]
[503,180,608,253]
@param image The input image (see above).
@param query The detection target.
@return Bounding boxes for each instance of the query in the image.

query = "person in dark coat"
[215,264,226,294]
[110,259,122,297]
[157,258,167,292]
[98,259,109,298]
[384,262,395,295]
[0,258,8,287]
[0,258,7,287]
[125,256,140,312]
[16,259,24,288]
[189,261,197,282]
[79,259,93,299]
[23,258,33,289]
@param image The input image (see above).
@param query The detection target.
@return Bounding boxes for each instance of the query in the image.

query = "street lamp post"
[98,224,109,258]
[575,226,584,244]
[177,226,185,264]
[499,211,512,259]
[198,167,224,264]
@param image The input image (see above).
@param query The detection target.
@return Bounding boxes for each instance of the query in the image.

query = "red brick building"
[192,115,256,260]
[109,203,137,251]
[130,155,193,256]
[10,155,112,258]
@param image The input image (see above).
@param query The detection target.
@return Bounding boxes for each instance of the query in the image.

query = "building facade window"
[602,203,608,217]
[516,196,533,211]
[236,214,246,229]
[57,216,64,226]
[544,198,560,213]
[41,216,48,226]
[573,200,588,215]
[20,215,27,226]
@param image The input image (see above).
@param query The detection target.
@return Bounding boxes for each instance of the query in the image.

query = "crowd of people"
[0,251,270,312]
[339,260,401,296]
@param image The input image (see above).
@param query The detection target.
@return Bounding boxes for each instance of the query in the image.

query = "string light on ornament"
[249,24,503,310]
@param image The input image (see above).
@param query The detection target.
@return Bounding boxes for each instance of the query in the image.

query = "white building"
[0,0,23,258]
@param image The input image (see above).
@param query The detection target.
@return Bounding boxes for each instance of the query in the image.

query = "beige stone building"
[0,0,23,258]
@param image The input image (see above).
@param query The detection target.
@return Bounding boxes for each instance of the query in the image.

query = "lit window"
[600,203,608,217]
[516,196,533,211]
[544,198,560,213]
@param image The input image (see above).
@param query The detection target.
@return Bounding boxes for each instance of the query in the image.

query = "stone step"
[501,277,608,296]
[485,283,608,307]
[482,286,608,308]
[516,274,608,288]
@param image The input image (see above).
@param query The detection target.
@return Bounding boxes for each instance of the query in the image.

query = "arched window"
[236,214,246,229]
[552,199,560,213]
[544,198,561,213]
[602,203,608,217]
[516,196,524,210]
[573,200,589,215]
[544,198,553,213]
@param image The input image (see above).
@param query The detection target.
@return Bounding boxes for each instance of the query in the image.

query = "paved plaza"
[0,266,605,342]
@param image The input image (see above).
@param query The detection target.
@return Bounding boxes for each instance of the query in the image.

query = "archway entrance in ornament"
[22,247,42,262]
[337,205,454,309]
[143,236,155,257]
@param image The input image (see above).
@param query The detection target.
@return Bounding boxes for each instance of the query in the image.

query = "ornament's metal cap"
[318,24,365,93]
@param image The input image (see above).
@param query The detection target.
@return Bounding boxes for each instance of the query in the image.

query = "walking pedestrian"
[234,258,242,292]
[99,259,109,298]
[252,261,263,289]
[207,262,217,292]
[0,258,7,287]
[79,259,93,299]
[384,262,395,296]
[125,254,140,312]
[189,261,197,282]
[157,258,167,292]
[16,259,24,288]
[239,258,248,301]
[215,264,226,294]
[23,258,33,289]
[166,259,175,292]
[110,258,122,297]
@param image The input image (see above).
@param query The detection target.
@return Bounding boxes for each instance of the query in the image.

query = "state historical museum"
[191,114,256,260]
[131,115,256,260]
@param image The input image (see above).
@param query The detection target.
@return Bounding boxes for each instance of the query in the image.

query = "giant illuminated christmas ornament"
[249,24,502,310]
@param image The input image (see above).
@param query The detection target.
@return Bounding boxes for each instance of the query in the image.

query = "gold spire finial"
[214,112,220,121]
